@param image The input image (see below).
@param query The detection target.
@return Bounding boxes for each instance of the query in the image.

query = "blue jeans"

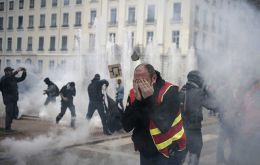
[140,150,186,165]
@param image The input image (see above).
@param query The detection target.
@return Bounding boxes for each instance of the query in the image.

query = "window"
[27,37,33,51]
[131,32,134,47]
[193,32,198,48]
[18,16,23,29]
[63,13,69,26]
[25,59,32,65]
[61,36,67,50]
[38,60,43,73]
[172,31,180,48]
[64,0,69,6]
[89,33,95,50]
[0,2,4,11]
[51,14,57,27]
[29,0,34,9]
[203,10,208,30]
[8,17,13,29]
[9,1,14,10]
[194,5,199,26]
[90,10,96,24]
[202,33,206,49]
[17,37,22,51]
[147,5,155,22]
[146,32,153,43]
[212,13,216,32]
[28,15,34,28]
[49,36,55,51]
[128,7,135,23]
[52,0,57,7]
[109,33,116,43]
[19,0,24,9]
[110,8,117,24]
[75,12,81,26]
[6,59,11,66]
[41,0,46,8]
[0,17,3,30]
[61,60,66,68]
[16,59,21,65]
[76,0,82,4]
[7,38,12,51]
[0,38,2,50]
[173,3,181,21]
[40,14,45,28]
[38,37,44,50]
[49,60,55,70]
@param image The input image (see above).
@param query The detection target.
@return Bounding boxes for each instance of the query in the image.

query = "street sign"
[108,64,122,78]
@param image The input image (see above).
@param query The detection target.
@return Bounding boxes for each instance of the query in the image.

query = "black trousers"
[56,101,76,121]
[116,98,124,110]
[5,101,19,130]
[86,101,108,131]
[185,129,203,161]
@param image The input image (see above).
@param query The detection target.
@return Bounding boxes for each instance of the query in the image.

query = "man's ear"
[151,74,157,85]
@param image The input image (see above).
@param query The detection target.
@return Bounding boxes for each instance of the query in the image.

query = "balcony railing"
[171,17,183,24]
[126,20,136,26]
[90,0,98,3]
[145,19,157,25]
[108,21,118,27]
[88,22,94,28]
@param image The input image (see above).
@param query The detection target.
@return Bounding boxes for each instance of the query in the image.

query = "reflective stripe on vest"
[128,82,186,157]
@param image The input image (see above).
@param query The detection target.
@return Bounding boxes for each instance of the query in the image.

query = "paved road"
[64,123,220,165]
[0,116,223,165]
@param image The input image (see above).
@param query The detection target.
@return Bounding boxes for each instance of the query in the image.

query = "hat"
[187,70,204,87]
[44,77,50,83]
[70,82,75,87]
[94,74,100,79]
[4,67,14,72]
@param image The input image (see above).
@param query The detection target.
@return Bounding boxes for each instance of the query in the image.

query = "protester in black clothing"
[86,74,111,135]
[43,77,59,106]
[56,82,76,128]
[179,70,217,165]
[122,64,186,165]
[0,67,26,131]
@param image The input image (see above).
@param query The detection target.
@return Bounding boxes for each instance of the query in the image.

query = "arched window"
[25,58,32,65]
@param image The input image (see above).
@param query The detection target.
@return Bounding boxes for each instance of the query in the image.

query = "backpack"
[54,85,60,97]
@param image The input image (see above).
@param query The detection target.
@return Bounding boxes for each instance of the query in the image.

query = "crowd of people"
[0,63,259,165]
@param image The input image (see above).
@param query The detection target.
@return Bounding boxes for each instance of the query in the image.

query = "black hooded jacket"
[0,70,26,104]
[88,78,109,102]
[179,81,217,129]
[121,72,180,157]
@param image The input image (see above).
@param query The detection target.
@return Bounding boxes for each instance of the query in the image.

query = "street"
[0,115,224,165]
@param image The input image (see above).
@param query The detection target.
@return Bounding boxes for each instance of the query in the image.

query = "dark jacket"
[121,73,180,157]
[46,81,59,97]
[180,81,217,129]
[0,71,26,104]
[88,78,109,102]
[60,85,76,103]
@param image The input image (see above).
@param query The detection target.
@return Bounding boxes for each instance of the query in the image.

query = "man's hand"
[43,90,47,95]
[18,67,26,72]
[137,79,154,99]
[133,80,142,101]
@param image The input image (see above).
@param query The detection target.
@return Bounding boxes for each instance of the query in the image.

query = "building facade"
[0,0,233,77]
